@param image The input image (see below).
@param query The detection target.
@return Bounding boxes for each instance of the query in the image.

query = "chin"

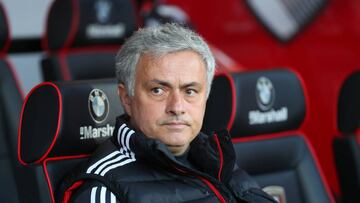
[164,137,190,146]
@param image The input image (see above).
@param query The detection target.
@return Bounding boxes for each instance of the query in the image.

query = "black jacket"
[58,115,276,203]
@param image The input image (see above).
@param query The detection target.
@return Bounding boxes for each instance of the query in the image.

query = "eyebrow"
[148,79,202,89]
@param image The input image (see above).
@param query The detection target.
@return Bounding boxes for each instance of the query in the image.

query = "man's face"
[118,50,208,156]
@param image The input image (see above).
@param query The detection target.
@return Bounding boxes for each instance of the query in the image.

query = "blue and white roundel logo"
[88,89,109,123]
[256,77,275,111]
[95,0,112,24]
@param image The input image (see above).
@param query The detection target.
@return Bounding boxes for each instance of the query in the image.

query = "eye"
[151,87,164,95]
[185,89,197,96]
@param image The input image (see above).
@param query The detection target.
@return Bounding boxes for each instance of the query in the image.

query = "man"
[59,23,276,203]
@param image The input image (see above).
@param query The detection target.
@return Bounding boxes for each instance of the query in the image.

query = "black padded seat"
[203,69,335,203]
[0,54,22,203]
[0,3,24,202]
[234,135,332,203]
[334,70,360,203]
[203,69,305,136]
[18,79,123,202]
[41,0,138,81]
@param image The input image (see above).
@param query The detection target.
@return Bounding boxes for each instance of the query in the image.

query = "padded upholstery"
[41,0,138,81]
[333,135,360,203]
[202,69,306,136]
[338,71,360,133]
[0,3,22,202]
[0,53,21,203]
[203,69,334,203]
[334,70,360,203]
[234,135,331,203]
[18,79,123,202]
[19,79,123,164]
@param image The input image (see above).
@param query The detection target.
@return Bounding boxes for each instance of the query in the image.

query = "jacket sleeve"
[70,181,121,203]
[228,168,277,203]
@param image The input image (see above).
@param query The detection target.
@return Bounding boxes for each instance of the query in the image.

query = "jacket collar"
[111,115,235,182]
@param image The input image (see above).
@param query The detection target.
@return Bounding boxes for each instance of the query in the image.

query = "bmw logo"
[95,0,112,24]
[88,89,109,123]
[256,77,275,111]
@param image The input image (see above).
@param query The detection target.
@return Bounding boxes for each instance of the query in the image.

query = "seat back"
[334,70,360,203]
[41,0,138,81]
[18,79,123,202]
[0,3,23,202]
[203,69,335,203]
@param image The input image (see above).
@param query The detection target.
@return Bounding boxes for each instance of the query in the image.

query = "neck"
[167,144,189,156]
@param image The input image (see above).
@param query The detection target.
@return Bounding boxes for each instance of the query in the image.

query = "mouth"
[162,122,190,130]
[164,122,187,126]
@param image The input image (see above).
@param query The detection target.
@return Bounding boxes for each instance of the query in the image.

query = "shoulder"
[231,167,260,189]
[229,168,277,203]
[85,139,137,176]
[70,181,121,203]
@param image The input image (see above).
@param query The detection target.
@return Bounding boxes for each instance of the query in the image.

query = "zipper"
[172,165,227,203]
[164,132,228,203]
[213,133,224,181]
[197,176,227,203]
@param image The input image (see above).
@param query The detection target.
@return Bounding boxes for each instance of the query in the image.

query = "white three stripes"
[91,187,97,203]
[87,123,136,202]
[87,123,136,176]
[86,151,120,174]
[90,186,116,203]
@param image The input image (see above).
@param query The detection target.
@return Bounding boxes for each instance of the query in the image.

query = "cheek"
[131,99,164,127]
[189,100,207,125]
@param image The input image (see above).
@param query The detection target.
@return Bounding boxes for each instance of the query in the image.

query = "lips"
[162,122,190,131]
[165,122,188,126]
[164,122,188,127]
[160,118,190,126]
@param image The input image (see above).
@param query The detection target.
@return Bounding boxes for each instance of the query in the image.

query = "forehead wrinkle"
[147,79,173,88]
[138,51,206,89]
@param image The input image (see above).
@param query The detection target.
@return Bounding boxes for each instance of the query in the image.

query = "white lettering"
[86,23,125,39]
[248,107,288,125]
[80,124,115,140]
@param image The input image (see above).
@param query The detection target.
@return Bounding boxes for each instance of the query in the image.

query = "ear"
[118,84,132,116]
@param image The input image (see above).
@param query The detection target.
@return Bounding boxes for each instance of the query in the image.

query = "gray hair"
[115,23,216,98]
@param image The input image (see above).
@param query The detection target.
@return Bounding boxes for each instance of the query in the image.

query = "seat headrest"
[18,79,124,165]
[0,3,10,53]
[202,69,306,137]
[43,0,138,51]
[338,71,360,133]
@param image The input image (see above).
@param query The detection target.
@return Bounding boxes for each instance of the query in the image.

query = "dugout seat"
[0,3,22,202]
[203,69,335,203]
[41,0,138,81]
[334,71,360,203]
[0,3,41,202]
[18,79,123,202]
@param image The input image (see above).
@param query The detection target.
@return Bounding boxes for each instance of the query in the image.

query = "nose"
[166,91,185,116]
